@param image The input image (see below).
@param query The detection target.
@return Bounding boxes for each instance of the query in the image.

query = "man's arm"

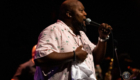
[35,51,74,66]
[93,40,107,64]
[35,46,87,66]
[11,65,24,80]
[93,23,112,64]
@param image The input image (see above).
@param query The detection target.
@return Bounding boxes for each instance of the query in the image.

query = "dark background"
[1,0,140,79]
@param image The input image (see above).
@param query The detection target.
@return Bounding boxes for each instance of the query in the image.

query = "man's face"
[71,1,87,26]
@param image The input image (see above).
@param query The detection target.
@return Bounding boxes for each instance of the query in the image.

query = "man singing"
[34,0,112,80]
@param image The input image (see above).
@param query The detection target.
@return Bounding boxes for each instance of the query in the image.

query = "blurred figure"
[95,64,103,80]
[112,53,140,80]
[11,45,36,80]
[111,53,132,80]
[127,66,140,80]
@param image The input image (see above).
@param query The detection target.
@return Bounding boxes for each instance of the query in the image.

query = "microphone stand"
[110,31,122,79]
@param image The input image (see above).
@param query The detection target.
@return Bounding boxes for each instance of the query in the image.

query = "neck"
[63,19,80,35]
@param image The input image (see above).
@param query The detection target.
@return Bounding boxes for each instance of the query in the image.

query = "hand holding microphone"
[85,18,112,39]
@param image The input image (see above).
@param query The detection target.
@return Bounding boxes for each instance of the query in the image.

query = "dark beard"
[74,22,87,35]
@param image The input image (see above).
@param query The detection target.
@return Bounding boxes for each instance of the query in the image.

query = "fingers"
[75,45,83,51]
[101,23,112,30]
[99,23,112,35]
[79,45,83,49]
[75,45,88,62]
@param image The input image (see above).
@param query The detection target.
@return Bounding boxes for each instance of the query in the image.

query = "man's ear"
[66,11,72,18]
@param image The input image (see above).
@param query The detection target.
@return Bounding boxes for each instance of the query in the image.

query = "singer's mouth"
[83,20,86,26]
[83,19,86,21]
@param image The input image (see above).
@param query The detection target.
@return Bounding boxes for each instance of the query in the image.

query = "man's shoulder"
[39,20,66,36]
[43,21,64,32]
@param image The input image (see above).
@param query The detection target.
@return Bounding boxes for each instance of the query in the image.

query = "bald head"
[61,0,79,10]
[59,0,80,20]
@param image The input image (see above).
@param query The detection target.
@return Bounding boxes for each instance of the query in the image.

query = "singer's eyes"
[79,9,84,12]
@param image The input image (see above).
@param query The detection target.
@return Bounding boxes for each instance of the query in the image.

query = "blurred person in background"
[95,64,103,80]
[112,53,140,80]
[11,45,36,80]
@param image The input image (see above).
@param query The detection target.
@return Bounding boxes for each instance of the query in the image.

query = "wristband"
[98,35,109,42]
[73,51,76,61]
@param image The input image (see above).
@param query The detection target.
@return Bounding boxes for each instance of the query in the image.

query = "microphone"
[85,18,112,33]
[85,18,100,27]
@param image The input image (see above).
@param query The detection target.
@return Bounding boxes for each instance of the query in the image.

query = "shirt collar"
[57,20,77,37]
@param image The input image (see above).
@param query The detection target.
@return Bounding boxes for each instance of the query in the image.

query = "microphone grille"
[85,18,91,25]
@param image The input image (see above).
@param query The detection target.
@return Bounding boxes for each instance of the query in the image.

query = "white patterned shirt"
[34,20,96,80]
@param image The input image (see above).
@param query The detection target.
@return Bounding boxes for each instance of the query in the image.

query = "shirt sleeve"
[35,25,61,59]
